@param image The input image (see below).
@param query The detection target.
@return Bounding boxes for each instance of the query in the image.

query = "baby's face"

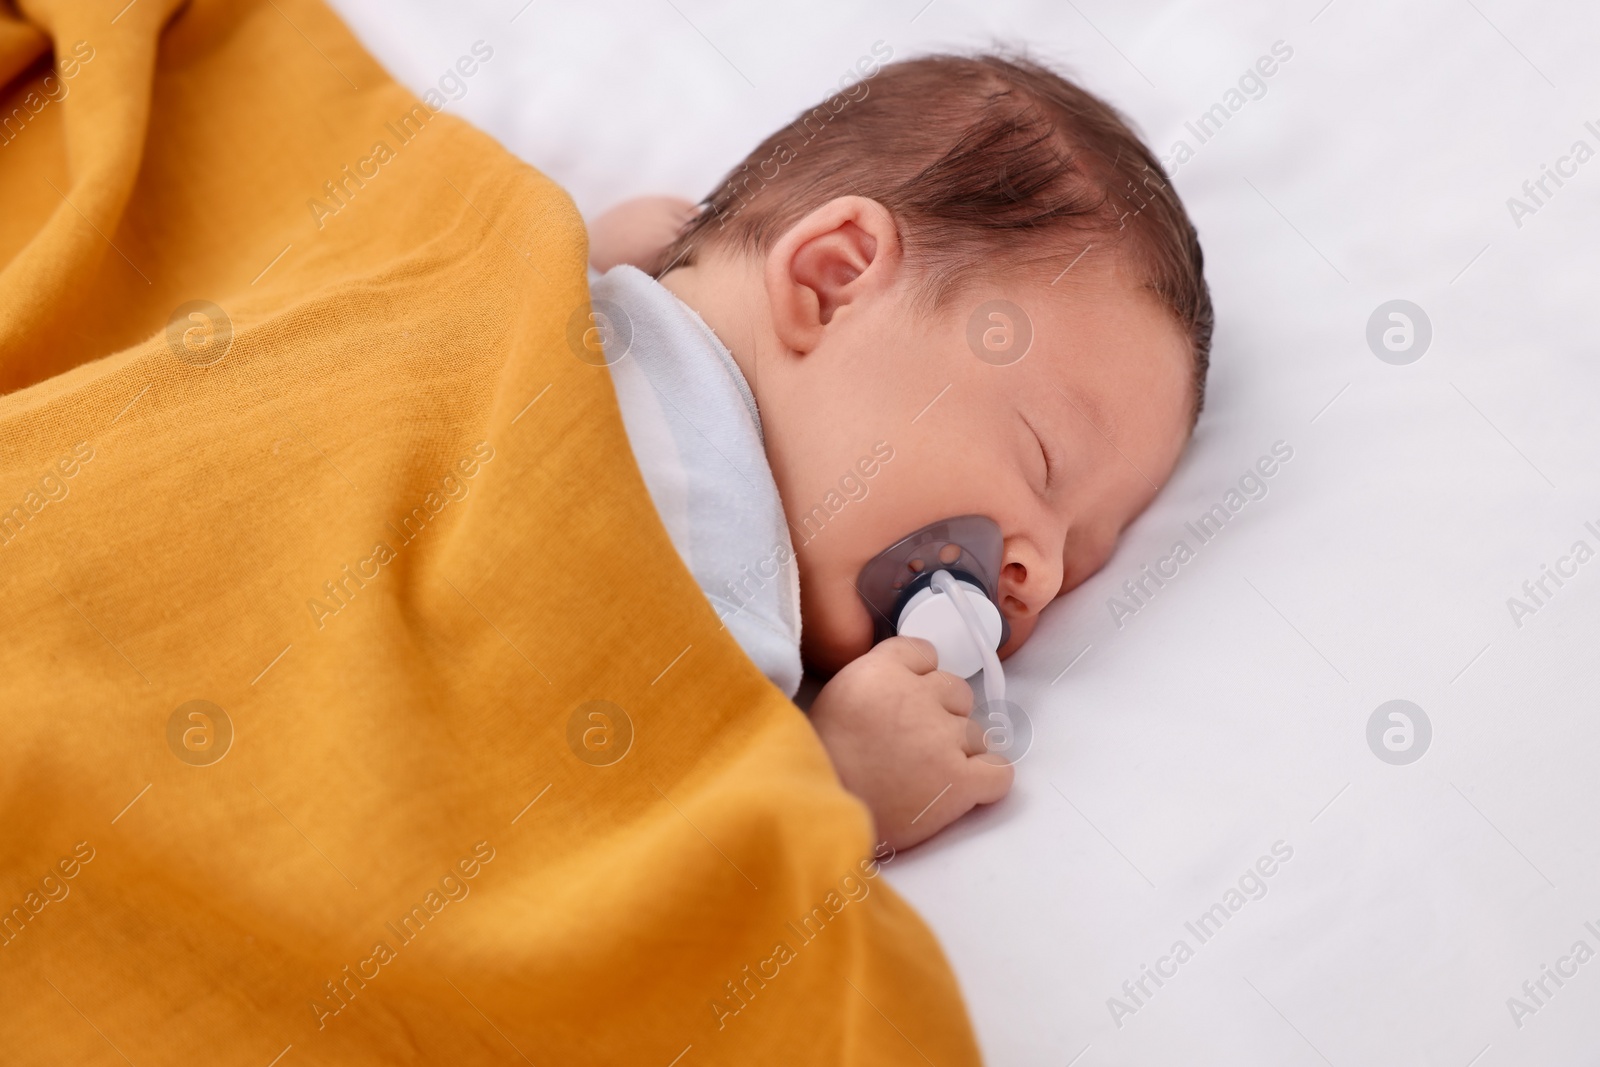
[765,265,1194,676]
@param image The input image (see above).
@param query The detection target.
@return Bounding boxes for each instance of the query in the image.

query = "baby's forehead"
[982,304,1193,452]
[966,267,1190,376]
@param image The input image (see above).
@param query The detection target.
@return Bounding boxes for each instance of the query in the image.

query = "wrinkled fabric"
[0,1,982,1063]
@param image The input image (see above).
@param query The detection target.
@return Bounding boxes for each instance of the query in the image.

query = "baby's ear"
[765,196,901,352]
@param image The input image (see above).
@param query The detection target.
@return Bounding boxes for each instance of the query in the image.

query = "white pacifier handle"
[931,570,1006,710]
[895,570,1006,710]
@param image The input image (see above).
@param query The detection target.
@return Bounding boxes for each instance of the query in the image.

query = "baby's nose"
[1000,556,1058,618]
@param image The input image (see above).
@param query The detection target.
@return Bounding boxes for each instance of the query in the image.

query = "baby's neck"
[657,255,772,405]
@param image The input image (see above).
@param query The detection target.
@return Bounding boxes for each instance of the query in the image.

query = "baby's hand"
[809,637,1014,850]
[587,196,700,273]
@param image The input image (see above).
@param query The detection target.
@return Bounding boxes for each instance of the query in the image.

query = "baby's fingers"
[961,752,1015,807]
[872,635,941,675]
[930,671,973,716]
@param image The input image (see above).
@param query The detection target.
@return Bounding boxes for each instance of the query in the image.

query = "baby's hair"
[653,50,1214,421]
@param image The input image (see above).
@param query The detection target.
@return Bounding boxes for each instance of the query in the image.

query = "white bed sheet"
[328,1,1600,1062]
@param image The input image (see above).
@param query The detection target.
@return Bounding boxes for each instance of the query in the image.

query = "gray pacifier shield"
[854,515,1009,650]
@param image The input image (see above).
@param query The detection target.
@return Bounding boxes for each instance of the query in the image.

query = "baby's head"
[649,52,1212,676]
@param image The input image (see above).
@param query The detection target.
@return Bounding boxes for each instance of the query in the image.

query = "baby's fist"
[809,636,1013,850]
[587,196,700,273]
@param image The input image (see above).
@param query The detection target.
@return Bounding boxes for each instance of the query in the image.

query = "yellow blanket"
[0,0,982,1062]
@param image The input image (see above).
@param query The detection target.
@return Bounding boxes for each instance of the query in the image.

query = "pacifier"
[855,516,1009,707]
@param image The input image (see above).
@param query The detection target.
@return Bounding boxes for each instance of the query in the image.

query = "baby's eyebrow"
[1050,382,1119,458]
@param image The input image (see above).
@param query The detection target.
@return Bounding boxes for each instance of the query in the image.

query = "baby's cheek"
[1060,535,1118,596]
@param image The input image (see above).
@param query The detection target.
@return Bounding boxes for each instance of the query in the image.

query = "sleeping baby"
[586,52,1212,848]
